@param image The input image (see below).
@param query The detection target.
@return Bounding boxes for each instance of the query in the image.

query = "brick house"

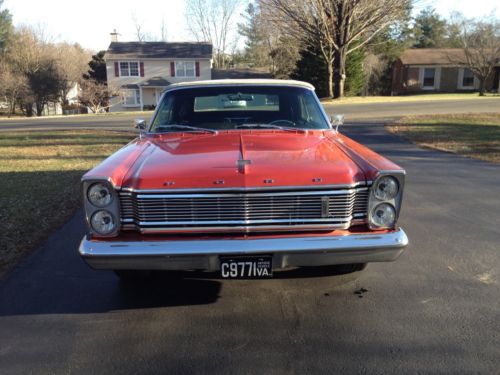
[105,41,212,112]
[392,48,500,95]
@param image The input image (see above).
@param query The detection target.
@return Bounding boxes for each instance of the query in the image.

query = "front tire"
[113,270,151,281]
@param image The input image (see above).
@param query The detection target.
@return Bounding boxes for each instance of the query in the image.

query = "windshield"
[150,86,330,132]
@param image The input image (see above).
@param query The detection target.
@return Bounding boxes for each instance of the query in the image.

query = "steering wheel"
[268,119,296,126]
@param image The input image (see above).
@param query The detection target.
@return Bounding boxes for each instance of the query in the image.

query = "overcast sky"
[3,0,499,52]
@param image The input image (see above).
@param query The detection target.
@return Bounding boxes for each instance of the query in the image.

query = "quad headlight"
[370,203,396,229]
[87,183,113,207]
[90,210,117,235]
[368,173,404,230]
[373,176,399,201]
[83,179,120,236]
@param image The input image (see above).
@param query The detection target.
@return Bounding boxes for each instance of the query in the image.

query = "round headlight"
[90,210,116,235]
[88,183,113,207]
[374,176,399,200]
[370,203,396,228]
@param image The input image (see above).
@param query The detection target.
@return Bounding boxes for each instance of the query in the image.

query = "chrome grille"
[119,186,369,233]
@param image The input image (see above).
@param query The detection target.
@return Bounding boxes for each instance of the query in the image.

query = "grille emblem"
[214,179,225,185]
[321,196,330,218]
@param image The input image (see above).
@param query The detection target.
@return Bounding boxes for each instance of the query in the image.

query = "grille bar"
[119,186,370,233]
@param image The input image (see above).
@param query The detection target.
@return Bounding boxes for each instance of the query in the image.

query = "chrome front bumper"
[79,229,408,271]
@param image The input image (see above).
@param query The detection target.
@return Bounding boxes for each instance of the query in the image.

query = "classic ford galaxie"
[79,80,408,279]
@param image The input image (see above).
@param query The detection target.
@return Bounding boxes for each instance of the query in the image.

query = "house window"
[423,68,435,88]
[122,89,141,106]
[462,68,474,87]
[119,62,139,77]
[175,61,196,77]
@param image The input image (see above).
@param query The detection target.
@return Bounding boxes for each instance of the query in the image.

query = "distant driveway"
[0,98,498,131]
[324,97,500,121]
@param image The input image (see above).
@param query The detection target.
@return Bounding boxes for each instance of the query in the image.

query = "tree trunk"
[333,49,346,99]
[36,102,44,116]
[327,62,334,98]
[9,100,16,116]
[478,79,485,96]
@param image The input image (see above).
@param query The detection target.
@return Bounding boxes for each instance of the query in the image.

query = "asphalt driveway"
[0,122,499,374]
[0,97,499,131]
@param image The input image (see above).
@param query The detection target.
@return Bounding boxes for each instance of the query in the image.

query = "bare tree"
[131,12,147,42]
[54,42,91,105]
[160,17,168,42]
[185,0,242,68]
[263,0,412,98]
[0,60,29,115]
[4,26,64,116]
[449,16,500,96]
[78,80,113,113]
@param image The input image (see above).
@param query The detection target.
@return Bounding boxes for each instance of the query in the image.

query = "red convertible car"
[79,80,408,279]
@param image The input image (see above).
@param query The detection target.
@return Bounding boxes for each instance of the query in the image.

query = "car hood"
[119,130,367,190]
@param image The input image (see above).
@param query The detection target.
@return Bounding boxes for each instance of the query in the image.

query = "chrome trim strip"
[137,217,353,226]
[79,228,409,271]
[120,182,372,194]
[138,224,349,233]
[135,188,367,199]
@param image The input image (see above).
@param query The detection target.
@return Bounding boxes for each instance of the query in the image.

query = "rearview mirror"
[330,114,344,131]
[134,119,146,130]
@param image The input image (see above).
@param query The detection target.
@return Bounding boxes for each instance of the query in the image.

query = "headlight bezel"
[82,177,121,237]
[368,171,405,230]
[90,209,117,235]
[87,182,114,207]
[373,175,399,201]
[369,202,397,229]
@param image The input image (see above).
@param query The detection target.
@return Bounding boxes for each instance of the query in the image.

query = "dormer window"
[119,62,139,77]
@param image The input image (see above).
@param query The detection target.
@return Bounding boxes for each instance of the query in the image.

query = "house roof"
[106,42,212,59]
[399,48,467,65]
[212,68,273,79]
[140,77,171,87]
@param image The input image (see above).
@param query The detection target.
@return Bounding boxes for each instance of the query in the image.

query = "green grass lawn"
[0,110,155,121]
[0,130,135,277]
[321,92,500,105]
[386,113,500,163]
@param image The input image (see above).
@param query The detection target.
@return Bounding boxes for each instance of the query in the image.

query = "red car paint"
[85,129,402,191]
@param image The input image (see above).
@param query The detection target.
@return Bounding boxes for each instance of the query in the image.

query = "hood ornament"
[237,134,251,174]
[237,158,252,174]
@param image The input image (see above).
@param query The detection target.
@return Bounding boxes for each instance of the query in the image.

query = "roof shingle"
[399,48,466,65]
[106,42,212,59]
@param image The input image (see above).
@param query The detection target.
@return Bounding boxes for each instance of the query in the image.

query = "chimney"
[110,29,119,43]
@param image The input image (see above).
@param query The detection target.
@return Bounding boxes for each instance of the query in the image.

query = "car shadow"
[0,264,363,317]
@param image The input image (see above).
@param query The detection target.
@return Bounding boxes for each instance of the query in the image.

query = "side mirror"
[134,119,146,130]
[330,114,344,132]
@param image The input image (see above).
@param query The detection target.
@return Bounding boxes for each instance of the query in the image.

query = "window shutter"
[140,62,145,77]
[195,61,200,77]
[170,62,175,77]
[114,62,119,77]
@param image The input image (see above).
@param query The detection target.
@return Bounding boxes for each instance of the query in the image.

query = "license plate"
[220,256,273,279]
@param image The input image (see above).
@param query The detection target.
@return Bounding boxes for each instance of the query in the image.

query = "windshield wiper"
[235,123,306,133]
[155,124,218,134]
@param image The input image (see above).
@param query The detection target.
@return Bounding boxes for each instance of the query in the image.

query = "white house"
[105,41,213,112]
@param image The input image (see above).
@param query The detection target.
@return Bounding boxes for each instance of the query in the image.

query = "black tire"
[113,270,151,281]
[329,263,367,275]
